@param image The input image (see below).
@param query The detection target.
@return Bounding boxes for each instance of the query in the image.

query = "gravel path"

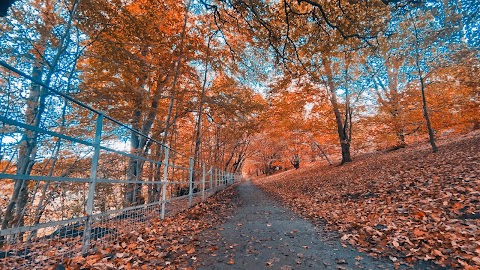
[197,180,405,270]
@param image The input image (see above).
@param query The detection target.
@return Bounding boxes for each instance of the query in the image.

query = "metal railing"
[0,61,240,268]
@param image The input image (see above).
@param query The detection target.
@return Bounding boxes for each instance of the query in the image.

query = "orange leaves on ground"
[186,245,196,254]
[413,228,427,238]
[63,186,238,270]
[254,133,480,269]
[451,201,464,212]
[85,254,102,266]
[413,211,426,220]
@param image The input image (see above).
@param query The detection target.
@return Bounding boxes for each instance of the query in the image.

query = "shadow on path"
[197,180,410,270]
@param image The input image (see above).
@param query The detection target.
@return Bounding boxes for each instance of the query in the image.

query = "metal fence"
[0,61,239,269]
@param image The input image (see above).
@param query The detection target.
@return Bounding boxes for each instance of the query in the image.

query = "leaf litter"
[64,186,239,270]
[254,133,479,269]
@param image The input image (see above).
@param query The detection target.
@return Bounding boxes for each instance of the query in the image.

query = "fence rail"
[0,61,239,268]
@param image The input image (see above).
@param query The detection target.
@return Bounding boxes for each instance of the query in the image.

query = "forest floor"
[63,187,240,270]
[254,132,479,269]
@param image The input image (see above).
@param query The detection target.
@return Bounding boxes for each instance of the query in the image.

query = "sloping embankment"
[254,133,480,269]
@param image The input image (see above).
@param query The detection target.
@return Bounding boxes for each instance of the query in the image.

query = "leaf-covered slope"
[254,132,480,269]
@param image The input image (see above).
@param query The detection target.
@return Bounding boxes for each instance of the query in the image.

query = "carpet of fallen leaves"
[64,185,239,270]
[254,132,479,269]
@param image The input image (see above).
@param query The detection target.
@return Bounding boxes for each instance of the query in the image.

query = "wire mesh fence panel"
[0,61,240,268]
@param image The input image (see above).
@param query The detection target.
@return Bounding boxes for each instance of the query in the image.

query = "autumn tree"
[372,1,480,152]
[201,72,264,173]
[77,0,205,205]
[263,77,314,169]
[202,0,392,164]
[1,0,86,236]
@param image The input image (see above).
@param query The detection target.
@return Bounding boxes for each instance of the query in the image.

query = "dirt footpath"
[196,180,419,270]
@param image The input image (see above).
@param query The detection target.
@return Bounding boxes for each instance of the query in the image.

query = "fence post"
[221,170,225,187]
[201,163,206,201]
[81,114,103,255]
[188,157,194,207]
[213,168,216,191]
[161,147,170,219]
[209,166,213,195]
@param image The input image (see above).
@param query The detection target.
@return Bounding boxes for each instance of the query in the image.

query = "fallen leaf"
[432,249,443,257]
[186,246,195,254]
[414,211,426,220]
[413,228,426,237]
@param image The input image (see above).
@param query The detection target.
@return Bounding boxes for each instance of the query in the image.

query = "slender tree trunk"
[384,51,407,147]
[1,1,82,240]
[192,33,214,181]
[419,74,438,152]
[125,100,143,205]
[224,143,241,172]
[0,62,43,246]
[125,72,170,205]
[124,42,150,206]
[162,0,192,147]
[27,103,67,239]
[290,154,300,169]
[312,140,333,165]
[28,51,84,239]
[322,55,351,164]
[232,140,250,173]
[412,19,438,153]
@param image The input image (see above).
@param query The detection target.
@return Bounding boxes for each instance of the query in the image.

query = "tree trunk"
[0,1,83,238]
[412,19,438,153]
[1,62,43,245]
[161,0,192,148]
[419,74,438,152]
[1,1,83,237]
[125,100,143,206]
[290,154,300,169]
[322,55,351,164]
[192,32,214,181]
[232,140,250,173]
